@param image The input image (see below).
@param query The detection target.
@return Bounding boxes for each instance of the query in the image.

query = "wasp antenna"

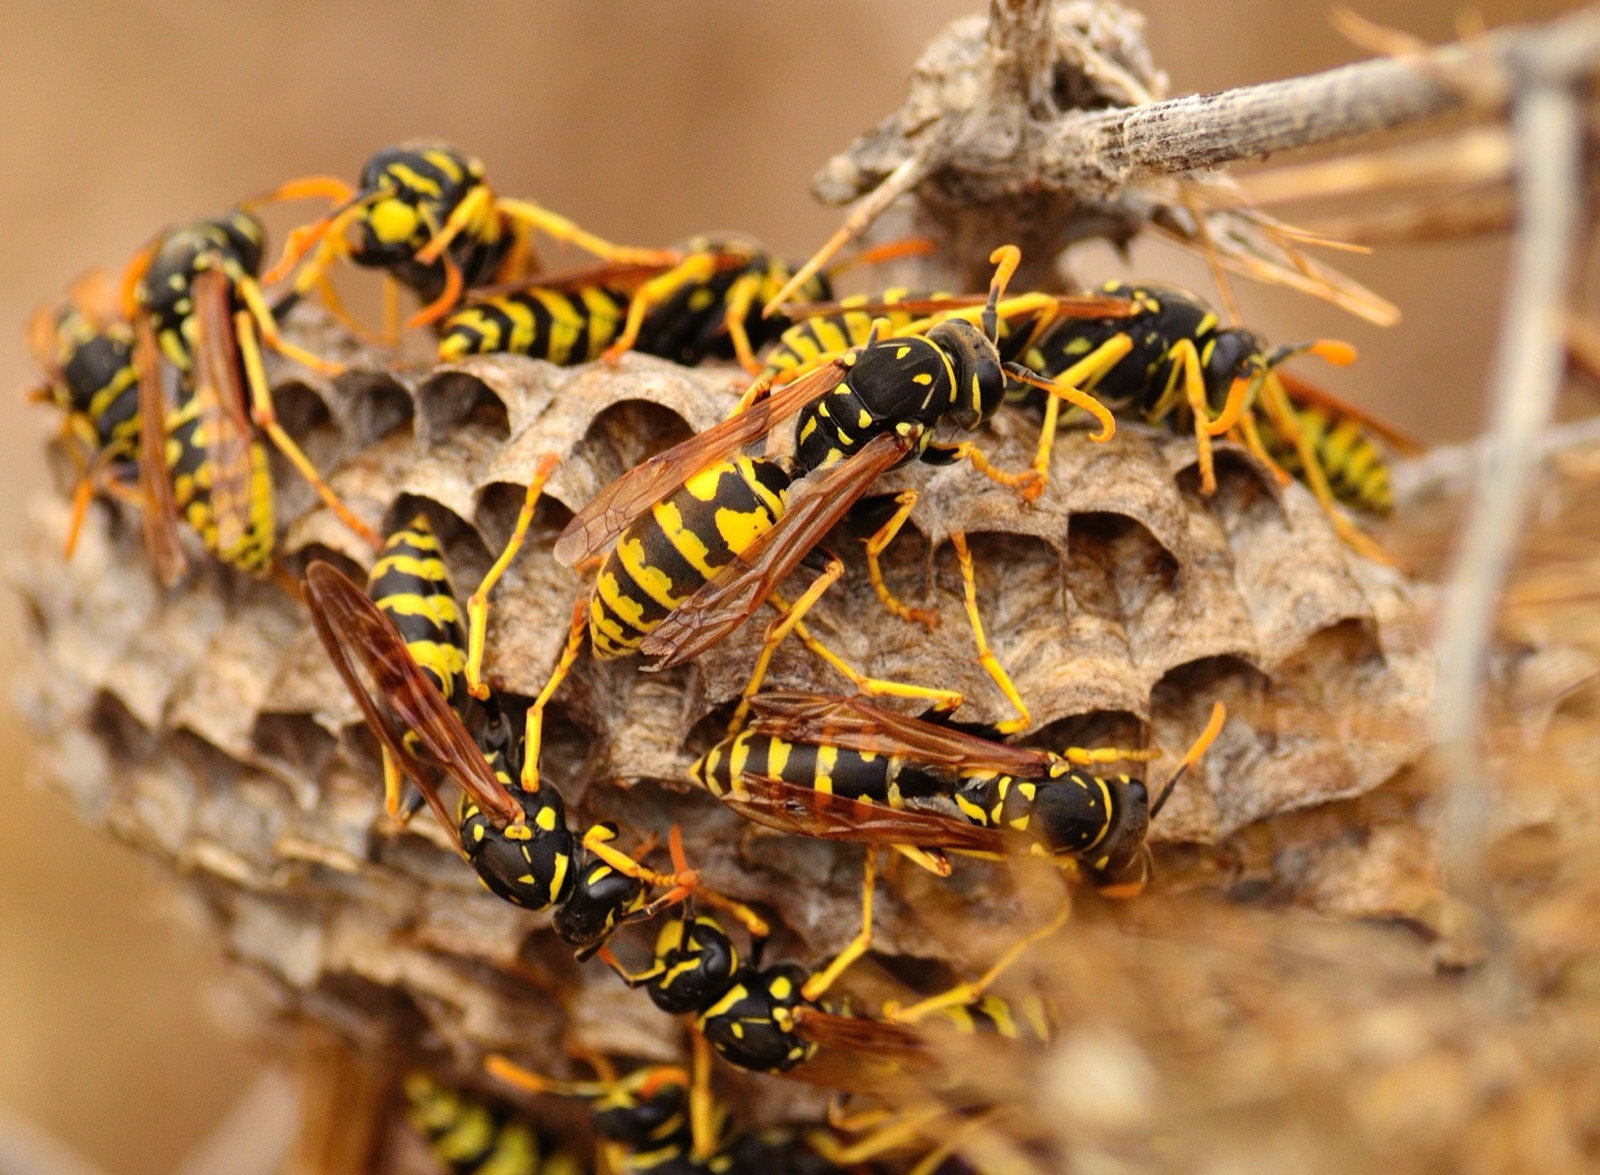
[1150,701,1226,820]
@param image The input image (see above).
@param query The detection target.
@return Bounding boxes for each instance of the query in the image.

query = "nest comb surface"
[11,316,1437,1107]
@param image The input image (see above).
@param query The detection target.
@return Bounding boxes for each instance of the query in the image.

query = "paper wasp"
[403,1071,584,1175]
[26,272,144,561]
[437,235,929,372]
[121,209,378,582]
[590,851,1061,1076]
[303,557,764,954]
[259,141,676,338]
[695,691,1225,897]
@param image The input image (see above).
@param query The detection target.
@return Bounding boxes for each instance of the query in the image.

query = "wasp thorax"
[458,785,578,910]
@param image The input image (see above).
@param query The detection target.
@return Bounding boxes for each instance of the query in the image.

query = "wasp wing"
[638,429,912,669]
[721,773,1011,856]
[744,691,1059,782]
[303,562,523,835]
[188,268,259,557]
[133,314,189,587]
[790,1006,930,1058]
[552,357,849,567]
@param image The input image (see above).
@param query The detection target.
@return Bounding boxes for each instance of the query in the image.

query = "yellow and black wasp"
[121,208,378,583]
[403,1071,585,1175]
[436,235,932,371]
[591,851,1061,1077]
[693,691,1225,898]
[303,555,764,955]
[259,141,676,337]
[486,1048,876,1175]
[26,272,146,561]
[466,248,1114,788]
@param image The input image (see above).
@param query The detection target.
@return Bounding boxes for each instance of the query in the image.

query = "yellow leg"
[884,904,1068,1025]
[1205,374,1252,437]
[1058,744,1161,767]
[801,851,875,1003]
[602,253,716,362]
[1258,374,1397,565]
[237,277,344,376]
[403,253,466,329]
[382,276,403,348]
[728,557,845,736]
[522,597,588,792]
[1237,407,1294,487]
[949,531,1029,734]
[809,1105,948,1166]
[494,196,678,268]
[863,490,938,628]
[1173,338,1218,496]
[466,454,561,700]
[766,583,963,713]
[235,310,381,550]
[663,824,770,937]
[689,1032,717,1162]
[381,747,405,821]
[720,272,765,374]
[414,184,494,265]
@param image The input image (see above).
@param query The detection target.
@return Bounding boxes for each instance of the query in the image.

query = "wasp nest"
[12,312,1457,1097]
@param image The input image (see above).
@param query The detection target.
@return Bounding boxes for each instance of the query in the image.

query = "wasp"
[259,141,676,338]
[474,247,1113,777]
[303,556,763,954]
[436,236,933,372]
[26,272,146,560]
[120,208,378,582]
[403,1071,585,1175]
[694,691,1225,898]
[590,850,1061,1077]
[487,1048,868,1175]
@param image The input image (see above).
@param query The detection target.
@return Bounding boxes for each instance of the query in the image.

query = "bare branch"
[1434,69,1586,976]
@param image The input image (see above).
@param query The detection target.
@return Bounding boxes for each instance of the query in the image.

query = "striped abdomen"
[690,729,943,806]
[953,769,1121,855]
[367,516,469,712]
[588,458,791,659]
[921,994,1053,1045]
[1256,403,1394,514]
[759,288,934,382]
[403,1072,582,1175]
[438,286,629,364]
[164,392,274,574]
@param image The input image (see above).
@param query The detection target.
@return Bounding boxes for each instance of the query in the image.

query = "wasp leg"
[494,196,678,269]
[404,253,466,330]
[862,489,938,629]
[234,275,345,376]
[381,747,406,821]
[1236,405,1293,487]
[808,1104,949,1167]
[1174,337,1220,495]
[801,851,875,1003]
[234,309,380,550]
[689,1031,718,1162]
[466,454,561,699]
[949,531,1029,735]
[521,596,588,793]
[765,582,964,714]
[661,826,770,946]
[884,903,1068,1025]
[1018,334,1133,497]
[1257,373,1398,565]
[1059,744,1162,767]
[602,252,718,362]
[719,270,766,374]
[728,557,846,736]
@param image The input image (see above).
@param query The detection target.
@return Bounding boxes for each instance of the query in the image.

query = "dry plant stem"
[1012,7,1600,199]
[1435,70,1584,980]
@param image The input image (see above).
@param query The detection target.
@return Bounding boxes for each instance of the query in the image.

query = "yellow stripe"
[373,551,450,582]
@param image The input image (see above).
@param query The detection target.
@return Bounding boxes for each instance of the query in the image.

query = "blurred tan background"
[0,1,1581,1171]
